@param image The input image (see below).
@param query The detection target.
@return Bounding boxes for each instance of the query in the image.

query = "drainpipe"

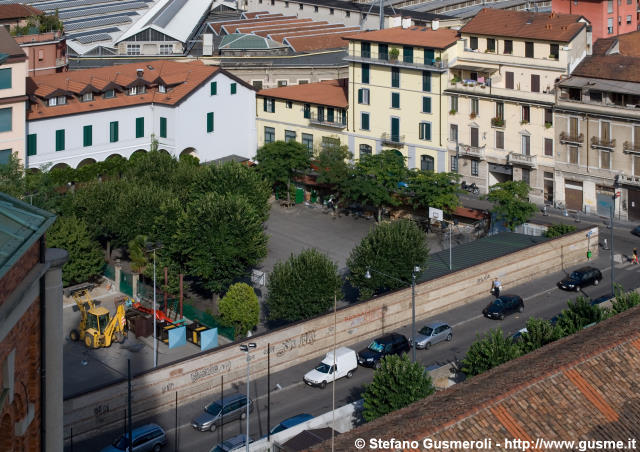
[586,113,589,173]
[439,67,442,149]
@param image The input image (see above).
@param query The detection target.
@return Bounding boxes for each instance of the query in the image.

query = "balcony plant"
[449,109,457,115]
[545,122,552,129]
[520,120,529,125]
[470,112,477,119]
[389,47,400,61]
[451,75,461,85]
[491,117,505,127]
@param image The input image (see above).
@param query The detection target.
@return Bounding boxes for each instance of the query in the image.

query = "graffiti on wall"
[190,361,231,383]
[344,307,382,328]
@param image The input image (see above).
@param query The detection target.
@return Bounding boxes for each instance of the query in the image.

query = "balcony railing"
[344,54,448,72]
[618,174,640,187]
[308,113,347,129]
[623,141,640,154]
[381,133,405,147]
[559,131,584,145]
[457,143,485,159]
[491,117,506,128]
[590,136,616,149]
[508,152,537,167]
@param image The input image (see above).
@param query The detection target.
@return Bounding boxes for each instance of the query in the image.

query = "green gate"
[103,263,115,281]
[120,271,134,296]
[295,187,304,204]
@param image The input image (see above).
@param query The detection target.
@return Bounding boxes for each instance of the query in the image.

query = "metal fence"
[119,271,133,296]
[182,303,235,341]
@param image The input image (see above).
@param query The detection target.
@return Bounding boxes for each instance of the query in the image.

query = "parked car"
[557,267,602,291]
[411,322,452,350]
[483,295,524,320]
[357,333,410,369]
[631,225,640,237]
[510,327,528,344]
[269,413,314,435]
[209,434,248,452]
[192,393,253,432]
[102,423,167,452]
[304,347,357,388]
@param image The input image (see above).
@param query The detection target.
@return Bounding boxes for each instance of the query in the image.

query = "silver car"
[412,322,452,350]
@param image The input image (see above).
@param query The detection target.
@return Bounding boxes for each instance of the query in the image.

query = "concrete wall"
[63,227,598,440]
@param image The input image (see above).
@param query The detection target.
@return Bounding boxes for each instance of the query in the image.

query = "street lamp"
[145,242,162,368]
[610,176,621,297]
[240,342,257,452]
[365,266,422,363]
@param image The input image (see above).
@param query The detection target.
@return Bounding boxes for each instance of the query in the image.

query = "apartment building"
[447,9,590,204]
[0,27,27,164]
[13,31,67,77]
[554,54,640,220]
[25,60,256,170]
[553,0,637,40]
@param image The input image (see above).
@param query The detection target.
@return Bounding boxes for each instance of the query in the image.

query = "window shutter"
[83,125,92,147]
[136,117,144,138]
[211,81,217,95]
[263,97,267,111]
[207,112,214,132]
[27,134,37,156]
[231,83,237,94]
[358,89,362,103]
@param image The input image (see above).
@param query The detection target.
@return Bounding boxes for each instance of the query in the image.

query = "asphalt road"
[70,224,640,452]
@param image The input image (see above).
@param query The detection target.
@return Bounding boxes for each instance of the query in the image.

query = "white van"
[303,347,358,389]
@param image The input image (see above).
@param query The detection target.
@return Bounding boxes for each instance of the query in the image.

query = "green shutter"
[136,117,144,138]
[27,134,37,156]
[422,71,431,92]
[55,129,65,151]
[231,83,237,94]
[263,97,267,112]
[0,108,11,133]
[0,68,11,89]
[423,97,431,113]
[361,64,369,84]
[83,125,92,147]
[207,112,214,132]
[160,117,167,138]
[0,149,10,165]
[361,113,369,130]
[358,89,362,103]
[210,81,217,95]
[392,93,400,108]
[110,121,118,142]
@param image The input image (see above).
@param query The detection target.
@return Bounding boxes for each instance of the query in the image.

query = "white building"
[25,60,256,169]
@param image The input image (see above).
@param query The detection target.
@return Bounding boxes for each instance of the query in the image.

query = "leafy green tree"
[362,354,435,422]
[254,141,311,196]
[408,170,461,213]
[485,180,537,231]
[0,153,26,199]
[128,235,149,273]
[267,249,342,322]
[347,220,428,300]
[46,215,104,287]
[517,318,564,354]
[123,150,179,188]
[557,296,602,335]
[219,282,260,339]
[173,193,267,294]
[544,224,577,238]
[314,145,353,195]
[610,288,640,315]
[461,329,521,377]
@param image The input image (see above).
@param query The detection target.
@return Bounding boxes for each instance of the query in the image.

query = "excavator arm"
[104,303,126,342]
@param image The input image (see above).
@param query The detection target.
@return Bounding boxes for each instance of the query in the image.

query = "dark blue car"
[270,413,314,435]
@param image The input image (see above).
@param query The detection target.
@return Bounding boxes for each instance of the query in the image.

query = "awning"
[559,76,640,96]
[450,63,499,73]
[452,206,488,221]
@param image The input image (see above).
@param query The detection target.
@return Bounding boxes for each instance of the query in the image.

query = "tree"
[128,235,149,273]
[46,215,104,287]
[556,296,602,335]
[484,180,537,231]
[219,283,260,339]
[544,224,577,238]
[408,170,461,213]
[267,249,342,322]
[362,354,435,422]
[461,329,521,377]
[347,220,428,300]
[314,144,353,195]
[254,141,311,197]
[517,318,564,354]
[0,153,26,199]
[610,287,640,315]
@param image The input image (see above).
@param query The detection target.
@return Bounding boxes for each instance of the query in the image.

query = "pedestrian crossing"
[615,260,640,270]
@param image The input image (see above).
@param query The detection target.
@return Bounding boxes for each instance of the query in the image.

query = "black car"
[557,266,602,291]
[631,225,640,237]
[357,333,410,369]
[483,295,524,320]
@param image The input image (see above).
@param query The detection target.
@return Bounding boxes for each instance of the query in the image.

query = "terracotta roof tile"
[235,19,313,33]
[258,79,347,108]
[0,3,42,20]
[242,11,269,19]
[285,32,354,51]
[614,30,640,56]
[212,16,296,34]
[344,27,459,49]
[593,36,617,55]
[572,55,640,83]
[270,26,359,42]
[461,9,586,42]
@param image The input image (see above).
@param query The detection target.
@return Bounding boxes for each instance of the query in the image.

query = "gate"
[564,180,583,211]
[596,185,614,217]
[629,188,640,221]
[103,263,115,281]
[119,271,133,296]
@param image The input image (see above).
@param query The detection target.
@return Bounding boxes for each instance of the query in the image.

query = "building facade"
[553,0,638,41]
[13,31,68,76]
[0,27,27,165]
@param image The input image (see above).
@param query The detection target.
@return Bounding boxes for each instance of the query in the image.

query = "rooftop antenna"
[363,0,395,30]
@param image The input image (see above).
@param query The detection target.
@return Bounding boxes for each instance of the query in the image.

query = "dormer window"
[158,84,166,93]
[104,89,115,99]
[48,96,66,106]
[82,92,93,102]
[129,85,146,96]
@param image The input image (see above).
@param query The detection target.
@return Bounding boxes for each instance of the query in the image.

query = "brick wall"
[0,240,40,307]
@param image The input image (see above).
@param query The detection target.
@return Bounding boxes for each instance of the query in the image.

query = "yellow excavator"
[69,289,127,348]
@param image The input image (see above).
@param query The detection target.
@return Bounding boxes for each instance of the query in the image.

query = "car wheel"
[499,314,505,320]
[346,370,354,378]
[425,342,431,350]
[518,305,524,313]
[69,329,79,342]
[153,445,162,452]
[210,423,217,432]
[446,333,452,341]
[241,411,247,420]
[594,279,599,286]
[319,381,327,389]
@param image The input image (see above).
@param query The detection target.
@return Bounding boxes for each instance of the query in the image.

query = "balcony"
[559,131,584,145]
[618,174,640,187]
[590,136,616,149]
[381,133,405,147]
[308,112,347,129]
[344,54,448,72]
[457,143,485,160]
[508,152,537,167]
[623,141,640,154]
[490,117,506,129]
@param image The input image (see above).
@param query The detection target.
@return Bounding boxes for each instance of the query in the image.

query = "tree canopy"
[517,318,563,354]
[461,329,521,377]
[219,283,260,339]
[485,180,537,231]
[408,170,461,213]
[556,296,602,335]
[254,140,311,191]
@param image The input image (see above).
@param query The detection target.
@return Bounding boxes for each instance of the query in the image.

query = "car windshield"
[492,299,503,307]
[271,424,286,434]
[206,402,222,415]
[315,362,331,373]
[569,271,583,279]
[419,326,433,336]
[367,340,384,352]
[112,436,129,450]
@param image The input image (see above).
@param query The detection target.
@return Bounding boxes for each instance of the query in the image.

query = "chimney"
[137,69,144,78]
[432,19,440,30]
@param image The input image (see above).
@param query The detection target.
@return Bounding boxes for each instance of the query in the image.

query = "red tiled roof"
[613,30,640,56]
[286,31,356,51]
[270,26,359,42]
[592,36,617,56]
[257,23,339,38]
[461,9,586,42]
[0,4,42,20]
[210,16,294,34]
[258,79,348,108]
[572,55,640,83]
[344,27,459,49]
[27,60,221,120]
[223,18,305,34]
[234,19,313,33]
[242,11,269,19]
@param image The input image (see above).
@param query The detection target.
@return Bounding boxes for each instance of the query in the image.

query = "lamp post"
[240,343,256,451]
[365,266,421,362]
[610,176,621,297]
[145,242,163,368]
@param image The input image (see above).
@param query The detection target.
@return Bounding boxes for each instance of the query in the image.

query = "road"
[69,224,640,452]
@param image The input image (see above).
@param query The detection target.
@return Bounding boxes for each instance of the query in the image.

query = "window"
[55,129,65,151]
[159,44,172,55]
[317,106,324,121]
[127,44,140,55]
[322,136,340,150]
[544,138,553,156]
[600,150,611,169]
[359,144,372,156]
[450,155,458,172]
[160,117,167,138]
[314,5,318,12]
[361,42,371,58]
[419,122,431,141]
[569,145,579,164]
[136,117,144,138]
[403,46,413,63]
[298,80,309,85]
[303,103,310,119]
[545,108,553,126]
[27,134,36,156]
[487,38,495,52]
[285,130,296,142]
[634,125,640,146]
[525,42,534,58]
[421,155,434,171]
[329,8,334,14]
[302,133,313,150]
[0,108,11,132]
[550,43,559,59]
[424,48,435,65]
[207,112,214,132]
[449,124,458,142]
[422,96,431,113]
[210,81,217,95]
[83,125,92,147]
[378,43,388,60]
[0,68,11,89]
[230,83,237,94]
[505,71,514,89]
[627,15,632,24]
[496,102,504,120]
[361,64,370,84]
[450,95,458,112]
[531,74,540,93]
[327,108,335,123]
[470,36,478,50]
[0,149,10,165]
[391,92,400,109]
[471,159,479,176]
[129,86,145,96]
[471,98,479,115]
[422,71,431,92]
[522,105,530,123]
[82,92,93,102]
[635,156,640,176]
[608,18,613,34]
[252,80,263,90]
[391,67,399,88]
[264,127,275,143]
[522,168,530,185]
[470,127,479,147]
[299,3,303,9]
[158,84,166,93]
[496,131,504,149]
[346,11,350,17]
[285,1,289,7]
[263,97,275,113]
[601,121,611,141]
[361,112,370,130]
[607,0,613,12]
[48,97,57,106]
[358,88,370,105]
[522,135,531,155]
[109,121,119,142]
[504,40,513,54]
[104,89,115,99]
[284,100,292,109]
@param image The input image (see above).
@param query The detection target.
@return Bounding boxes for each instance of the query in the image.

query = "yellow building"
[0,27,27,164]
[449,9,590,203]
